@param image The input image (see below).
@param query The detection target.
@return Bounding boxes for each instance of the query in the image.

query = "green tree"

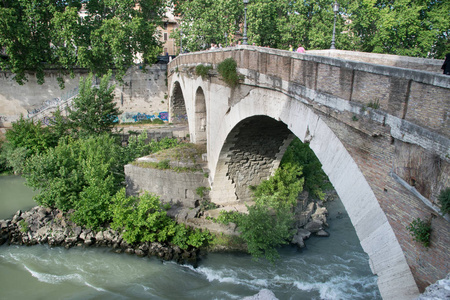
[67,71,121,137]
[23,134,123,228]
[172,0,243,51]
[0,0,164,86]
[347,0,450,58]
[172,0,448,57]
[2,116,56,173]
[280,138,331,200]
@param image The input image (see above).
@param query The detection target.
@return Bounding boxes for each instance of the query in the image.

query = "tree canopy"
[0,0,165,86]
[171,0,449,58]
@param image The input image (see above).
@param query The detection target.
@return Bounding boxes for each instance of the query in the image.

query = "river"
[0,175,381,299]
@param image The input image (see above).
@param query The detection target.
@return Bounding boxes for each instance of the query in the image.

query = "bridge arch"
[169,81,187,125]
[207,87,418,299]
[194,87,207,144]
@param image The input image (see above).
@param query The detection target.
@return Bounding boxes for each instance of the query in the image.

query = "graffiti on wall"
[119,111,169,123]
[173,114,188,123]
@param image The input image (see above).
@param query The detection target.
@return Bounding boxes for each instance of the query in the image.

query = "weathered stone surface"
[242,289,278,300]
[304,220,323,233]
[315,229,330,237]
[417,273,450,300]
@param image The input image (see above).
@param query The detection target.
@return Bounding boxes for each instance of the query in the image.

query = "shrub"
[111,189,211,249]
[19,220,29,233]
[23,134,123,228]
[406,217,431,247]
[195,64,212,79]
[437,187,450,215]
[280,138,331,200]
[217,58,240,87]
[367,99,380,109]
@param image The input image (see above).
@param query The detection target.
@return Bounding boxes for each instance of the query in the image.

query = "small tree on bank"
[68,71,121,137]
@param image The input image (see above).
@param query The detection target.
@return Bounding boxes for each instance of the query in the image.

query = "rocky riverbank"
[0,206,200,264]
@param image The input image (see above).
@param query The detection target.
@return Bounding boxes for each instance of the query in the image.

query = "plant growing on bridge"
[217,58,241,88]
[195,64,213,79]
[407,217,431,247]
[437,187,450,215]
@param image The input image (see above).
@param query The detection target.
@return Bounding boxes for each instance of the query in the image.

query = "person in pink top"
[296,44,306,53]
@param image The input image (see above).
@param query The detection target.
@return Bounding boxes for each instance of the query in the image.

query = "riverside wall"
[0,64,169,128]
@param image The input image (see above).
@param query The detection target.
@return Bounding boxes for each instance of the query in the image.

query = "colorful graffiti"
[158,112,169,121]
[119,111,169,123]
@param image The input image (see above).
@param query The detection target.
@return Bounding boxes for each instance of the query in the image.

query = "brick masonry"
[168,46,450,299]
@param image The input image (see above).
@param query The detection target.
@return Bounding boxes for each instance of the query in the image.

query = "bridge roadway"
[167,46,450,300]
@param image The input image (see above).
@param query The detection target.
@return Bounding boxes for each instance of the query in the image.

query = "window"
[164,33,168,41]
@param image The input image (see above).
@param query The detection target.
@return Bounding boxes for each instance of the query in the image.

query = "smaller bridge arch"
[194,87,207,144]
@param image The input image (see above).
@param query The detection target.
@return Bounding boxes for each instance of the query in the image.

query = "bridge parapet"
[169,46,449,160]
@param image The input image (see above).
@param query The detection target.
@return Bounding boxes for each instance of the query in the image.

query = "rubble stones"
[0,206,199,264]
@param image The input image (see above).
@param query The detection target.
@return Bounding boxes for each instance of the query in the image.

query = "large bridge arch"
[209,87,419,299]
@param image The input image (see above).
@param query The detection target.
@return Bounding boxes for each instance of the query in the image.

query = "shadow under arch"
[194,87,207,144]
[208,88,418,299]
[169,81,188,125]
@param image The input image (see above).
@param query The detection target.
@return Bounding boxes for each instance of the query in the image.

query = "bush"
[280,138,331,200]
[23,134,123,228]
[406,217,431,247]
[111,189,211,249]
[437,187,450,215]
[237,205,294,262]
[195,64,212,79]
[217,58,240,87]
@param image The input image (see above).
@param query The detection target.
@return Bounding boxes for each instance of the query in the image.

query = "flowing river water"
[0,175,381,299]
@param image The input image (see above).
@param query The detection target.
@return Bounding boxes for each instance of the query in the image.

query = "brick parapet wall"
[170,47,449,139]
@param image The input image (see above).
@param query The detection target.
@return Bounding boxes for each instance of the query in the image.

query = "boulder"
[242,289,278,300]
[315,229,330,237]
[304,220,323,233]
[311,206,328,226]
[291,228,311,248]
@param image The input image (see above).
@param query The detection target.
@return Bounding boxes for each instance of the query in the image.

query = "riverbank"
[0,206,200,264]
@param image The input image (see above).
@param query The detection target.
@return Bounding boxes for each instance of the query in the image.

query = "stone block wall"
[125,164,208,208]
[225,117,292,201]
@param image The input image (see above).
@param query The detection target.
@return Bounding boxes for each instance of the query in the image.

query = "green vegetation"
[0,0,164,86]
[367,100,380,109]
[111,189,211,249]
[196,186,210,198]
[171,0,449,58]
[195,64,213,79]
[437,187,450,215]
[406,217,431,247]
[68,71,121,137]
[217,139,331,262]
[19,219,29,233]
[120,118,165,125]
[281,138,331,200]
[218,164,304,262]
[217,58,240,88]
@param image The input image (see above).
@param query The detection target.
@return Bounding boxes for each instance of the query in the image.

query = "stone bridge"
[167,46,449,300]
